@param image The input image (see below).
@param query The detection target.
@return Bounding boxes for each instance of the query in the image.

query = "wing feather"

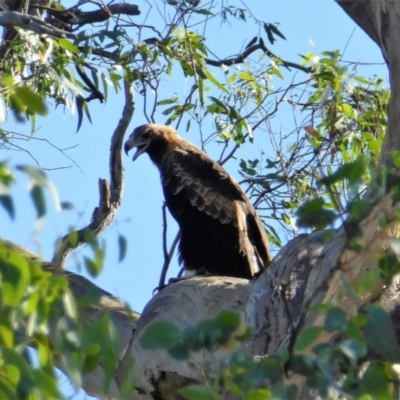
[161,147,245,226]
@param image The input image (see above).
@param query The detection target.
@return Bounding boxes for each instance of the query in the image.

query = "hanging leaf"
[30,184,46,219]
[0,195,15,220]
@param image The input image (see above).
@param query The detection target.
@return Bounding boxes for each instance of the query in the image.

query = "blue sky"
[0,1,388,397]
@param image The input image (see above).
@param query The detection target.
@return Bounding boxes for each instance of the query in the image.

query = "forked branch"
[52,81,134,267]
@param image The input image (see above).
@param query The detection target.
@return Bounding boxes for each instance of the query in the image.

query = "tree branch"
[0,10,76,39]
[48,3,140,26]
[335,1,382,56]
[52,80,134,267]
[205,41,312,73]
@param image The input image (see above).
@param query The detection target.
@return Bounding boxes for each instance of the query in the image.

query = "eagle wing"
[160,145,270,271]
[161,146,244,222]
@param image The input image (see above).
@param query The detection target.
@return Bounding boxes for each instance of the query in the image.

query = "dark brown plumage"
[124,124,270,279]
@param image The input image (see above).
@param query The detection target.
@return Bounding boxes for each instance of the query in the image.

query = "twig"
[52,79,134,267]
[205,41,312,73]
[158,231,181,291]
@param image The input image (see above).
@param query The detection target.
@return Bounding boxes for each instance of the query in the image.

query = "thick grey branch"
[52,81,134,267]
[336,1,382,56]
[0,10,76,38]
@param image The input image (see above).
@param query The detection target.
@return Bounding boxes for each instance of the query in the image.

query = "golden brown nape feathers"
[125,123,270,280]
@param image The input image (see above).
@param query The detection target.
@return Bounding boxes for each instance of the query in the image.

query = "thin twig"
[205,41,312,73]
[158,231,180,291]
[158,203,180,290]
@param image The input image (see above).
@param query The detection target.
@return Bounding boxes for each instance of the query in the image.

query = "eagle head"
[124,123,177,161]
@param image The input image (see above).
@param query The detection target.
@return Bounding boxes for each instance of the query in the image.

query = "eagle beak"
[124,140,131,156]
[124,135,149,161]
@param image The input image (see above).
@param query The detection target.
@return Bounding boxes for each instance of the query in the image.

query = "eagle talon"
[152,284,167,295]
[152,277,186,295]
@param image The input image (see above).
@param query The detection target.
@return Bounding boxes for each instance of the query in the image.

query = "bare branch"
[52,80,134,267]
[158,202,180,291]
[0,10,76,39]
[205,41,312,73]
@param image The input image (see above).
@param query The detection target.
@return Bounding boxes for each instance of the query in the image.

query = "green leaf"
[30,184,46,219]
[378,254,400,284]
[294,326,322,352]
[84,256,101,277]
[392,150,400,169]
[193,9,214,16]
[179,385,221,400]
[1,257,29,306]
[0,195,15,219]
[357,268,381,296]
[67,229,78,247]
[0,377,16,399]
[83,100,92,124]
[139,321,182,350]
[0,325,14,348]
[360,364,392,400]
[76,95,85,133]
[347,199,371,221]
[157,98,178,106]
[100,71,108,102]
[257,355,283,381]
[118,234,127,263]
[168,340,190,360]
[4,365,19,384]
[61,201,74,210]
[325,156,368,187]
[339,339,367,365]
[271,383,297,400]
[204,70,229,94]
[17,165,51,187]
[244,389,271,400]
[59,38,79,53]
[84,228,97,246]
[364,304,400,362]
[296,197,337,230]
[31,370,61,398]
[324,307,347,333]
[1,348,34,388]
[267,23,286,40]
[270,65,284,80]
[215,310,241,330]
[23,169,60,213]
[63,290,78,320]
[14,87,47,116]
[341,103,354,118]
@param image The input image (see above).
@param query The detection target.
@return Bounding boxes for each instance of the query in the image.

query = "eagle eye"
[141,130,152,139]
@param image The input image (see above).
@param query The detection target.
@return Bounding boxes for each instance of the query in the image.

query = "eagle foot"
[152,277,187,295]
